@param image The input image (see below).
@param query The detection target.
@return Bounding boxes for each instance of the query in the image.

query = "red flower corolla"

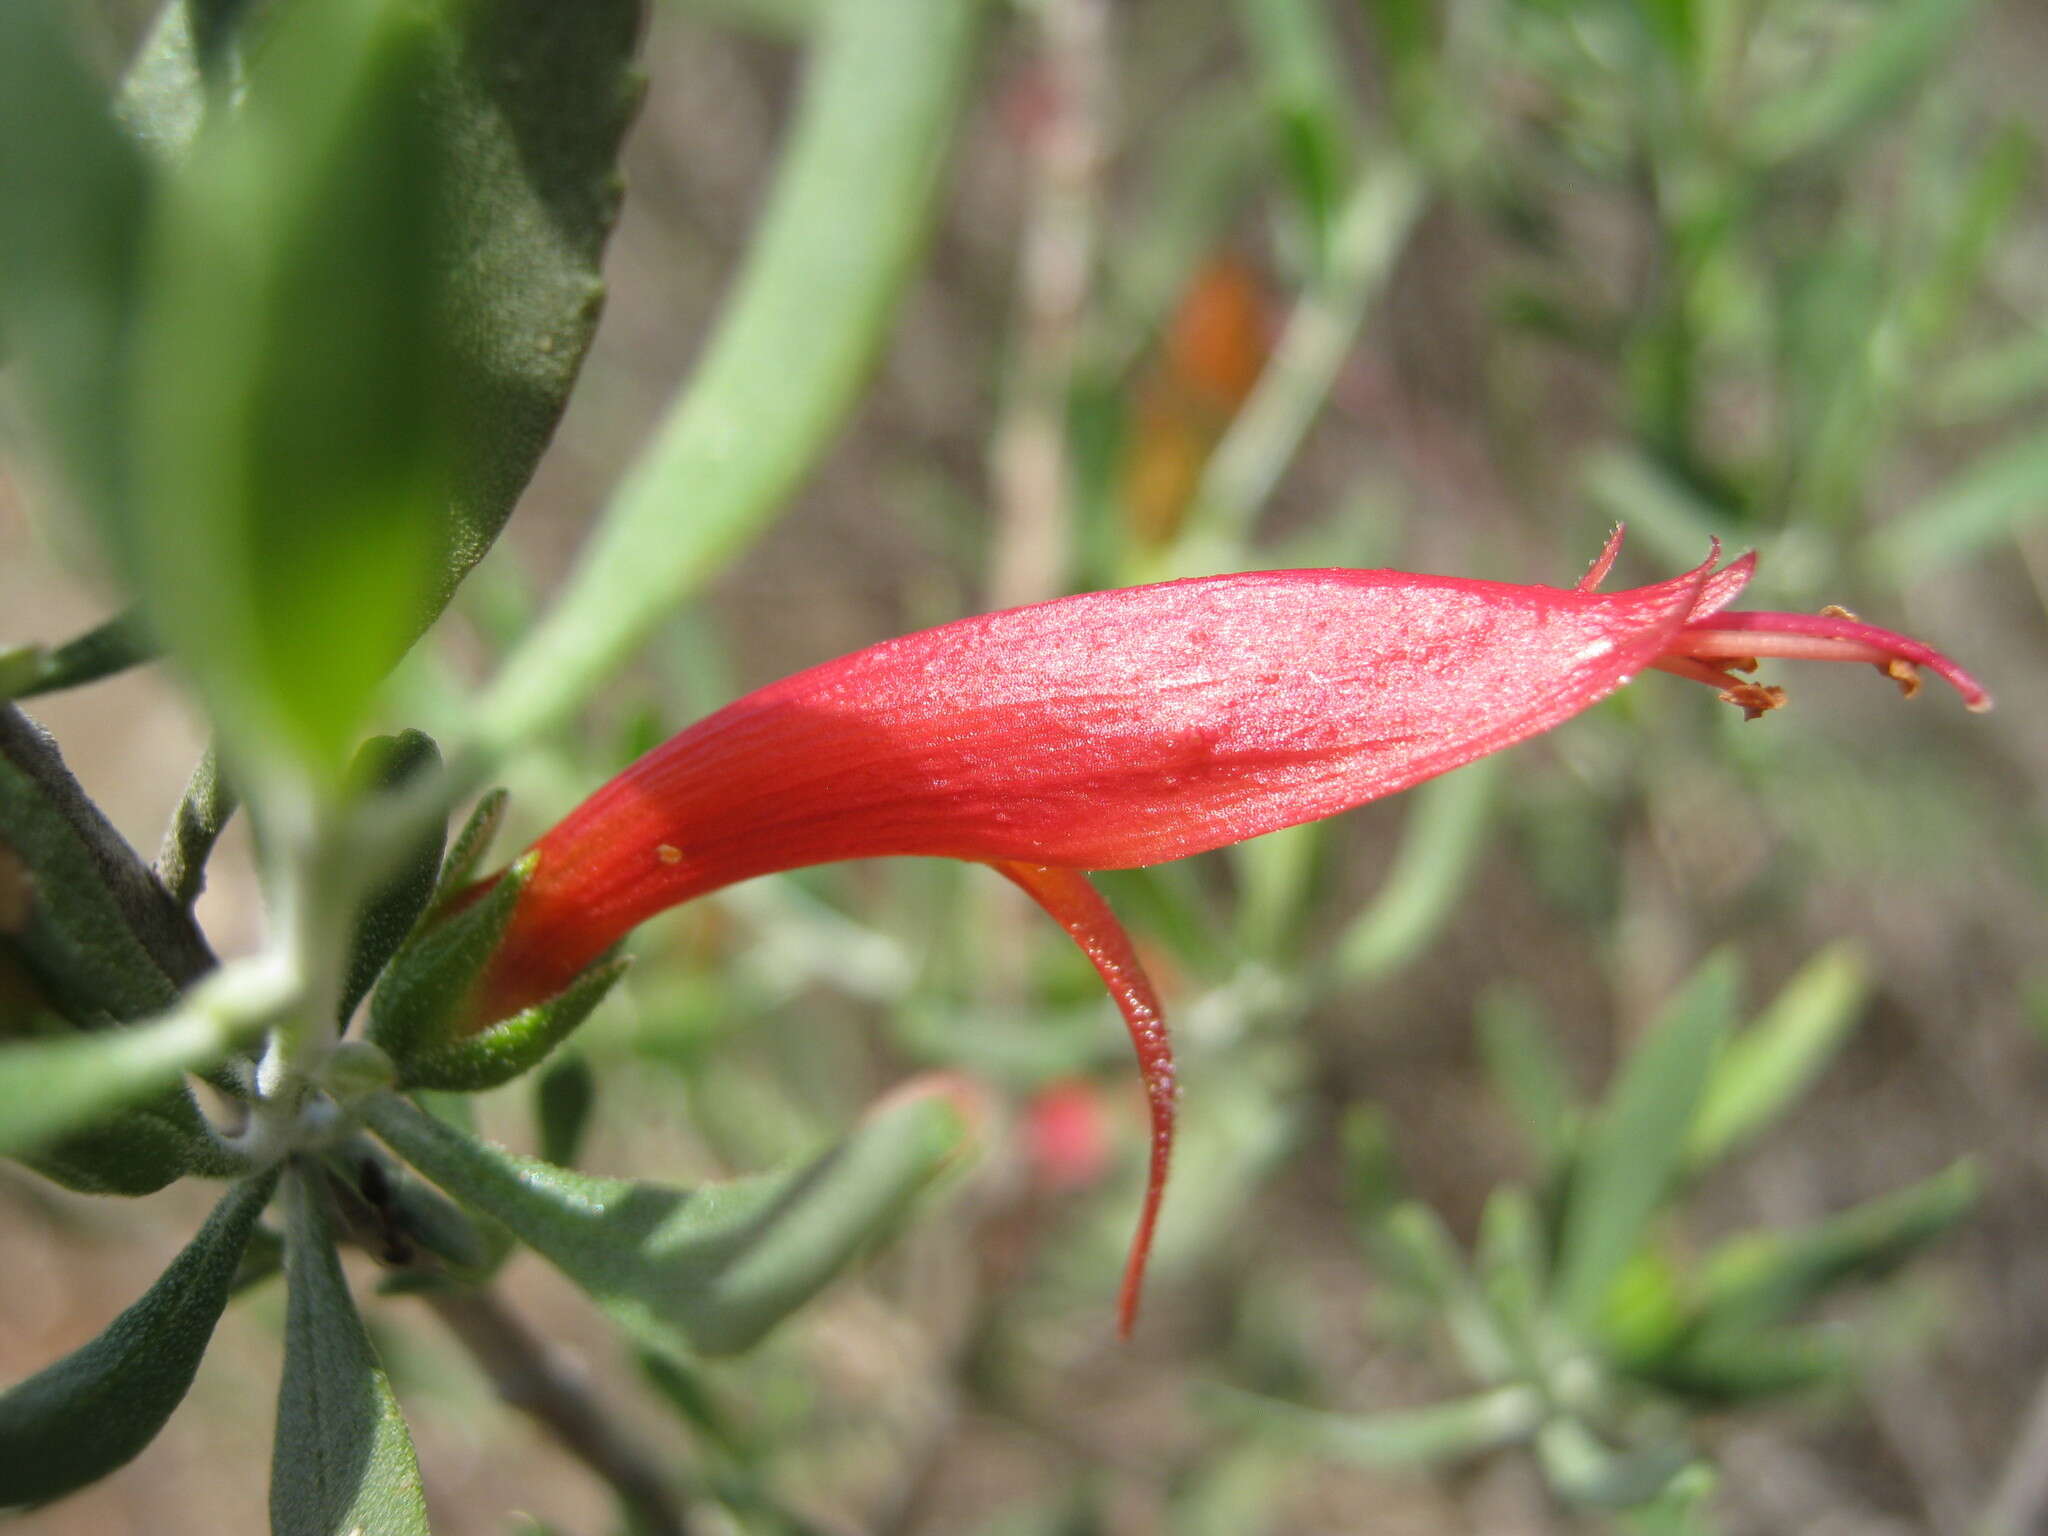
[465,532,1988,1333]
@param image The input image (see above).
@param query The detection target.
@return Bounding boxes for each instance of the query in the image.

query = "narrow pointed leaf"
[1,705,208,1024]
[1535,1419,1693,1509]
[1336,754,1502,983]
[1689,1160,1979,1337]
[1473,1185,1548,1363]
[0,0,151,522]
[0,1171,275,1506]
[475,0,985,749]
[363,1084,973,1356]
[1203,1383,1544,1466]
[1554,951,1739,1328]
[1,613,157,703]
[272,1166,430,1536]
[1743,0,1984,165]
[1688,943,1869,1169]
[0,1006,250,1166]
[1476,984,1578,1172]
[1378,1202,1514,1383]
[127,0,461,777]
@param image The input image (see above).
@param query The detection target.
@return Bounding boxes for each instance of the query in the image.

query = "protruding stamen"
[1667,609,1991,711]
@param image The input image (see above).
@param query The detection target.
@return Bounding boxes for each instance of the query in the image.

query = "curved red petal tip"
[993,861,1174,1338]
[1577,524,1627,592]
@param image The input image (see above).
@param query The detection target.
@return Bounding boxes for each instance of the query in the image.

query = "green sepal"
[367,850,535,1070]
[430,787,509,907]
[397,954,627,1093]
[0,1169,277,1507]
[272,1164,431,1536]
[363,1083,974,1357]
[338,730,448,1025]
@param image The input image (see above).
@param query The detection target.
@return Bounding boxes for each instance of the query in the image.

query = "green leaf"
[534,1052,596,1169]
[1473,1186,1548,1366]
[1688,943,1869,1169]
[272,1165,431,1536]
[1475,983,1578,1173]
[1552,951,1739,1329]
[0,1003,246,1166]
[368,851,534,1070]
[398,954,627,1092]
[1873,429,2048,574]
[0,704,199,1025]
[1202,1382,1544,1466]
[1234,0,1355,260]
[1743,0,1985,166]
[363,1083,974,1356]
[473,0,986,752]
[1377,1203,1513,1382]
[155,743,238,910]
[0,0,152,525]
[339,732,449,1025]
[126,0,460,781]
[1688,1160,1979,1337]
[421,0,642,616]
[0,612,157,703]
[0,1171,275,1506]
[0,706,245,1188]
[1336,755,1502,984]
[114,0,241,160]
[1535,1418,1693,1510]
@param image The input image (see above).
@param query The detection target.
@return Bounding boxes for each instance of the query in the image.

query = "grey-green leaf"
[473,0,985,751]
[126,0,464,778]
[0,1171,275,1507]
[1688,942,1869,1170]
[1553,951,1739,1329]
[272,1165,431,1536]
[0,0,152,526]
[1202,1382,1545,1467]
[1689,1159,1979,1337]
[0,1002,251,1165]
[363,1084,972,1356]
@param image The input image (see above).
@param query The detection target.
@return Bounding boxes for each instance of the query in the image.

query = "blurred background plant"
[2,0,2044,1531]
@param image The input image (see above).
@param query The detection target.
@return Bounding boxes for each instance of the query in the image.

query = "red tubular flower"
[464,531,1988,1334]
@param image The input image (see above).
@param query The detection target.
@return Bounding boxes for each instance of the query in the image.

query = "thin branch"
[421,1286,691,1536]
